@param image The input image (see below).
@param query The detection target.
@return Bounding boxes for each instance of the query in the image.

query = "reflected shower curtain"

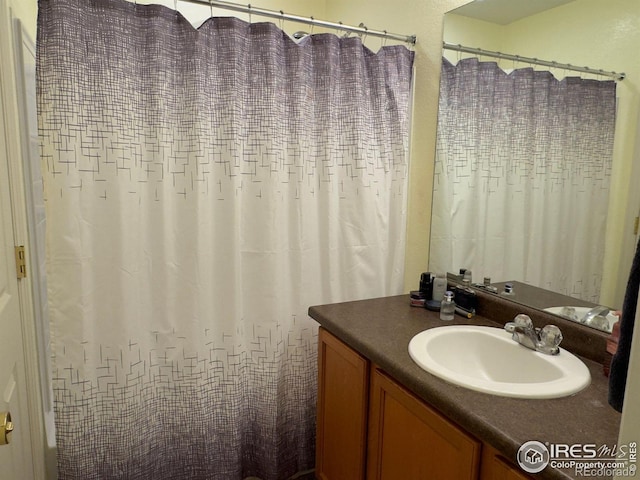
[36,0,414,478]
[430,58,616,301]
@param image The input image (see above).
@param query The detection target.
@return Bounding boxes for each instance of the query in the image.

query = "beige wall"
[443,13,504,55]
[153,0,327,27]
[7,0,36,36]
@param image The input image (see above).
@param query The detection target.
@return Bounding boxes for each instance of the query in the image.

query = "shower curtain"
[430,57,616,302]
[36,0,414,478]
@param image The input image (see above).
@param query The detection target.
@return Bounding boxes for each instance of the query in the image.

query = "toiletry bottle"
[458,268,467,282]
[432,273,447,302]
[463,269,472,284]
[440,291,455,321]
[500,282,514,296]
[419,272,433,300]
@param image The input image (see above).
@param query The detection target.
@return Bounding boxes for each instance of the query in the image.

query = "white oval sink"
[408,325,591,398]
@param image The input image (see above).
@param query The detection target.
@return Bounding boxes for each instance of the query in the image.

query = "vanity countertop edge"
[308,294,622,480]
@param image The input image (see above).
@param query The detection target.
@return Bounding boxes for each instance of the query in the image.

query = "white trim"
[12,16,57,478]
[0,0,48,477]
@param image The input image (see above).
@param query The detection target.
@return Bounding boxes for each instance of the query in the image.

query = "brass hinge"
[14,246,26,279]
[635,217,640,236]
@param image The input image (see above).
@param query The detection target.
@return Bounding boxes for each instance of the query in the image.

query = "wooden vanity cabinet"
[367,367,481,479]
[480,445,532,480]
[316,327,369,480]
[316,328,531,480]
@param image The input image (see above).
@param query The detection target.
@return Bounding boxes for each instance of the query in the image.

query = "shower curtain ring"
[337,21,347,38]
[382,31,387,48]
[310,16,314,34]
[279,10,284,30]
[357,23,368,43]
[209,0,213,18]
[247,4,252,23]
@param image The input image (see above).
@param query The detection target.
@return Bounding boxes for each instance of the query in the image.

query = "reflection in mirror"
[429,0,639,325]
[449,275,618,333]
[431,55,616,301]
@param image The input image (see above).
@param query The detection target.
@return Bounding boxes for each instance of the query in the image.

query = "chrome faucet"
[581,306,610,330]
[504,314,563,355]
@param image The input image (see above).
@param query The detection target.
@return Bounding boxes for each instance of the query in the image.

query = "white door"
[0,103,35,480]
[0,2,36,478]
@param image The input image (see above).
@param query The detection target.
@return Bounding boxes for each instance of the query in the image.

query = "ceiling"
[451,0,577,25]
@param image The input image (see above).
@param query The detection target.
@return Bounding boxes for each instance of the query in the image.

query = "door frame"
[0,0,47,477]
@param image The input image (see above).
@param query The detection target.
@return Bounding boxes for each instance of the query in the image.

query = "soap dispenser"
[440,291,455,321]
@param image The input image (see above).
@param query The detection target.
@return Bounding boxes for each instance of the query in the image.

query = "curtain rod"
[179,0,416,45]
[443,42,625,81]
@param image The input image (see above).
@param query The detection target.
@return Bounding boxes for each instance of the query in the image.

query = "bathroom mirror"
[429,0,640,330]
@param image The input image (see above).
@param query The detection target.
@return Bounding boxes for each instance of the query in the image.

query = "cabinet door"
[367,368,481,480]
[316,328,369,480]
[480,444,532,480]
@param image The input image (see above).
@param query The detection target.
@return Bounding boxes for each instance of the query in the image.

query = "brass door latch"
[0,412,13,445]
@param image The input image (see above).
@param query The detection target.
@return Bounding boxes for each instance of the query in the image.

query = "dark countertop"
[309,294,622,480]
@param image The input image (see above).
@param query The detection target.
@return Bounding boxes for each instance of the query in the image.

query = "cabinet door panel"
[367,368,480,480]
[481,444,532,480]
[316,328,369,480]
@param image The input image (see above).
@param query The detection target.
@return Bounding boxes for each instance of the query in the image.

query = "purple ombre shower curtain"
[36,0,414,478]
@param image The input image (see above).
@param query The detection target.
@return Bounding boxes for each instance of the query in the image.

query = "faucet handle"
[513,314,534,330]
[537,325,563,355]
